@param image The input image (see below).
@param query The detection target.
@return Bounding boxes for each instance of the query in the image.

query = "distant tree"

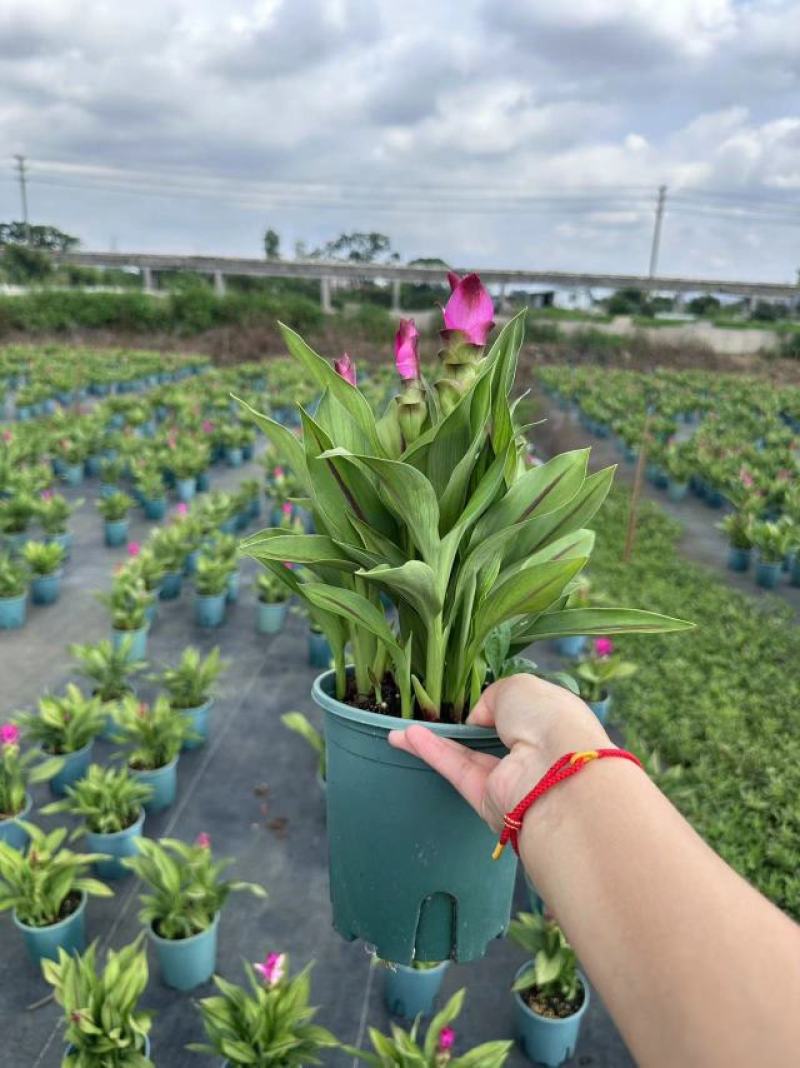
[1,243,52,283]
[687,295,721,317]
[0,221,79,252]
[750,300,788,323]
[294,240,308,260]
[407,257,450,269]
[311,232,399,263]
[263,228,281,260]
[607,287,653,317]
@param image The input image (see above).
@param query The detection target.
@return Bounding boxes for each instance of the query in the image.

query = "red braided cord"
[492,748,643,860]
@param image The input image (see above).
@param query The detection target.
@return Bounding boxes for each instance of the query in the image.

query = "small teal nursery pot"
[62,463,84,487]
[553,635,586,659]
[99,481,118,499]
[84,454,101,477]
[180,699,213,750]
[49,741,94,798]
[195,592,226,628]
[104,518,129,547]
[0,793,32,851]
[588,693,611,725]
[308,630,331,668]
[226,570,240,604]
[257,601,287,634]
[176,476,197,502]
[86,808,145,879]
[31,571,62,606]
[149,912,219,991]
[219,515,237,535]
[112,624,148,660]
[514,963,589,1067]
[727,547,751,572]
[791,556,800,588]
[183,549,200,576]
[384,961,449,1019]
[132,755,178,813]
[14,891,87,966]
[143,497,167,521]
[225,446,243,467]
[144,601,158,627]
[756,560,781,589]
[196,471,210,492]
[666,480,688,502]
[705,488,725,509]
[45,531,73,561]
[0,591,27,629]
[159,571,183,600]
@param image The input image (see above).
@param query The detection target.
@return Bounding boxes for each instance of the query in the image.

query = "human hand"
[388,674,611,832]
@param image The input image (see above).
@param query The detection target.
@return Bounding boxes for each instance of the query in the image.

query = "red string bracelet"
[492,747,643,860]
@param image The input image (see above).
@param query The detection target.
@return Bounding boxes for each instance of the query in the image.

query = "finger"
[388,725,498,816]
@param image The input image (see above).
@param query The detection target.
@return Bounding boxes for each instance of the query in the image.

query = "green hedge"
[589,492,799,918]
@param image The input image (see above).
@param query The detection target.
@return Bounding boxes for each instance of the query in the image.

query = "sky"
[0,0,799,282]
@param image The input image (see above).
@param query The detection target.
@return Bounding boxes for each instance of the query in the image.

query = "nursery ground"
[0,455,634,1065]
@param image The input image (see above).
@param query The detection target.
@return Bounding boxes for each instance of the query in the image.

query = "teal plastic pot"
[225,446,243,467]
[183,549,200,577]
[226,570,240,603]
[112,625,148,660]
[312,670,517,963]
[791,557,800,588]
[727,547,751,572]
[196,471,210,492]
[588,692,611,725]
[0,591,27,629]
[176,476,197,502]
[14,891,87,966]
[45,531,73,561]
[514,964,589,1067]
[553,635,586,659]
[219,516,238,535]
[31,571,62,605]
[666,480,688,502]
[384,961,449,1019]
[84,454,101,477]
[85,808,145,879]
[0,793,32,851]
[143,497,167,521]
[159,570,183,600]
[99,481,118,499]
[257,600,287,634]
[195,592,226,628]
[144,601,158,628]
[756,560,781,589]
[149,912,219,991]
[100,700,120,742]
[62,463,84,487]
[104,518,129,547]
[3,531,27,555]
[308,631,331,668]
[180,699,213,750]
[49,741,94,797]
[132,755,178,814]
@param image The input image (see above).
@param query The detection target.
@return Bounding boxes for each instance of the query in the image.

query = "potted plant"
[55,437,87,486]
[127,546,165,625]
[38,491,83,561]
[17,685,106,797]
[170,440,207,501]
[135,463,167,520]
[720,509,755,572]
[23,540,65,605]
[381,957,450,1020]
[0,550,28,629]
[0,822,112,964]
[123,834,266,990]
[575,637,637,724]
[345,987,512,1066]
[751,518,792,589]
[189,952,337,1064]
[0,723,63,851]
[155,646,225,749]
[98,491,134,547]
[254,569,290,634]
[42,935,153,1065]
[70,636,147,741]
[101,572,153,659]
[42,764,152,880]
[0,492,36,553]
[151,525,186,600]
[509,912,588,1067]
[663,442,692,502]
[237,278,690,963]
[280,712,326,790]
[193,554,232,628]
[99,455,126,496]
[110,695,194,813]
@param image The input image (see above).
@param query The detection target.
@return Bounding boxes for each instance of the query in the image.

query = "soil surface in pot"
[522,979,585,1020]
[88,809,139,833]
[343,674,466,723]
[29,891,83,928]
[152,917,211,940]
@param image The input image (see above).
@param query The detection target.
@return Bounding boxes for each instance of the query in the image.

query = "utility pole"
[648,184,667,278]
[13,155,29,242]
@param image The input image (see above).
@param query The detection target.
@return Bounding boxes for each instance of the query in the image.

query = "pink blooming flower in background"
[394,319,420,380]
[127,542,141,557]
[40,489,54,501]
[175,502,188,516]
[195,832,211,848]
[334,353,357,386]
[281,502,293,516]
[442,273,494,346]
[0,723,20,748]
[202,420,214,433]
[254,951,286,986]
[438,1027,456,1052]
[137,702,149,719]
[739,467,754,488]
[2,430,12,443]
[274,466,285,478]
[594,637,614,658]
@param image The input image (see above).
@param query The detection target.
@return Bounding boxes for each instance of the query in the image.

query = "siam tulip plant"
[256,568,292,604]
[42,936,154,1067]
[37,492,83,535]
[150,524,188,575]
[133,463,166,502]
[194,554,233,596]
[0,491,37,535]
[70,638,146,703]
[22,540,64,577]
[155,646,225,712]
[16,685,106,757]
[719,510,755,551]
[123,835,266,940]
[127,545,166,594]
[750,518,793,564]
[0,551,27,598]
[189,954,337,1065]
[97,491,134,522]
[237,272,690,722]
[345,988,511,1066]
[101,573,153,632]
[42,764,153,836]
[508,912,583,1017]
[111,695,194,772]
[281,712,326,781]
[100,455,127,487]
[1,723,63,820]
[575,637,637,703]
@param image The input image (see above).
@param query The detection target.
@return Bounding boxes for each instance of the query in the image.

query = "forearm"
[520,758,800,1068]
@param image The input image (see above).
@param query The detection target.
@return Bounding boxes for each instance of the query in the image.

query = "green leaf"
[356,561,441,623]
[239,531,358,571]
[474,557,588,643]
[232,394,307,479]
[514,607,694,643]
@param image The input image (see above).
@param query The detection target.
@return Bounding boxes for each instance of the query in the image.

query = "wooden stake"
[624,415,651,563]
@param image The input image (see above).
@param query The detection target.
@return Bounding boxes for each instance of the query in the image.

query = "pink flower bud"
[334,353,357,386]
[40,489,54,501]
[254,951,286,986]
[2,430,12,443]
[196,832,211,848]
[202,420,214,433]
[0,723,20,747]
[281,502,293,516]
[442,272,495,346]
[274,466,285,478]
[594,637,614,657]
[438,1027,456,1051]
[127,542,141,557]
[394,319,420,380]
[175,502,188,516]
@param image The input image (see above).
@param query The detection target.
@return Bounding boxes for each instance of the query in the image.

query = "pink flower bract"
[0,723,20,747]
[443,273,494,346]
[594,637,614,657]
[175,502,188,516]
[334,353,357,386]
[254,951,286,987]
[438,1027,456,1051]
[196,832,211,848]
[394,319,420,380]
[281,502,293,515]
[127,541,141,557]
